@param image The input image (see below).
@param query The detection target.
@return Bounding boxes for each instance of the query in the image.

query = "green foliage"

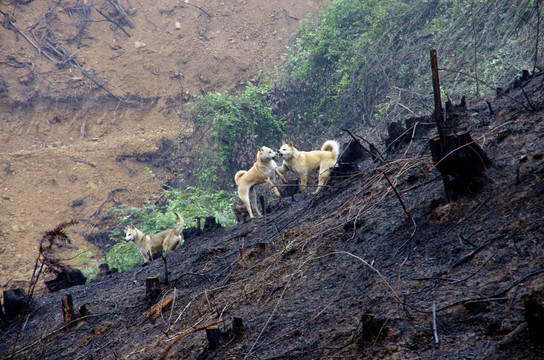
[105,241,142,272]
[275,0,539,131]
[72,249,101,280]
[104,187,237,271]
[186,81,285,190]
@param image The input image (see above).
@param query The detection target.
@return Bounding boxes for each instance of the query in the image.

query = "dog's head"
[278,141,294,160]
[257,146,278,161]
[124,225,138,242]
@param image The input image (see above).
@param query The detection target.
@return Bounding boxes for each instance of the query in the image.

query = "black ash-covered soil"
[1,73,543,359]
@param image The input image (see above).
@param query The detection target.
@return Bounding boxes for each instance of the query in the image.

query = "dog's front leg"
[265,178,281,197]
[275,166,288,184]
[299,173,309,197]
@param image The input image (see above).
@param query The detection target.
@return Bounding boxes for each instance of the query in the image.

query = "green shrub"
[185,81,285,190]
[104,187,237,271]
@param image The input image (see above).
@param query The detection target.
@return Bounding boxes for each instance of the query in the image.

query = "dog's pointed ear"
[257,146,263,152]
[289,141,294,147]
[281,140,287,145]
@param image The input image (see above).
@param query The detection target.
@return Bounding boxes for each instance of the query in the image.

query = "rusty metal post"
[430,49,445,144]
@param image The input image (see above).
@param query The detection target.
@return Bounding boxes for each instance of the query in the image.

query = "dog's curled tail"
[321,140,340,161]
[234,170,247,185]
[174,212,185,233]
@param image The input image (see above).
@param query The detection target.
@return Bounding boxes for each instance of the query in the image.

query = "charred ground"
[1,72,543,359]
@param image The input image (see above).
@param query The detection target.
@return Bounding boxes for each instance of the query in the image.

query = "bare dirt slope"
[0,0,329,286]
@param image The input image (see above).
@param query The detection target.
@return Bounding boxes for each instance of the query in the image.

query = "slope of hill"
[1,71,542,359]
[0,0,329,287]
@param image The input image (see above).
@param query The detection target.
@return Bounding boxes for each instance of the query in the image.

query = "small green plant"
[104,186,237,272]
[72,249,101,280]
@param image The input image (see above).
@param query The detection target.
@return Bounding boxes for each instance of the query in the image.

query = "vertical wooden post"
[62,293,76,324]
[206,326,221,349]
[146,276,162,304]
[232,317,244,336]
[430,49,445,144]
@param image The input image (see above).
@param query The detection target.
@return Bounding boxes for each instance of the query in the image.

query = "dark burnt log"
[233,202,250,223]
[232,317,244,336]
[358,312,388,347]
[385,121,410,152]
[183,226,201,241]
[524,296,544,344]
[146,276,163,305]
[444,96,467,133]
[2,288,29,320]
[62,293,76,325]
[334,140,369,175]
[277,177,300,199]
[44,266,87,293]
[203,216,221,232]
[95,263,118,279]
[429,132,491,202]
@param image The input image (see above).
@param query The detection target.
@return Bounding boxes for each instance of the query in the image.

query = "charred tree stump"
[429,132,490,201]
[232,317,244,336]
[44,266,87,292]
[146,276,163,305]
[2,288,29,320]
[429,50,490,201]
[524,296,544,344]
[62,293,76,325]
[206,326,221,349]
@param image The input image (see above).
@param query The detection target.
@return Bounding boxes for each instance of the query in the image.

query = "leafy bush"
[184,81,286,190]
[104,187,237,271]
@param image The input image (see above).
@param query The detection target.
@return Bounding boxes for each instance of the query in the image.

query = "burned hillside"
[1,72,543,359]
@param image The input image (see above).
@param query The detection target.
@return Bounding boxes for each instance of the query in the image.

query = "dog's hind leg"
[249,186,262,217]
[313,166,332,195]
[238,184,254,218]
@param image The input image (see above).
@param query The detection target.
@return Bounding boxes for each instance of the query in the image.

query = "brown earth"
[0,0,329,287]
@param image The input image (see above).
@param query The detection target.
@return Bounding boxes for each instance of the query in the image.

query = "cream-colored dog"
[235,146,283,218]
[277,140,340,196]
[125,212,184,262]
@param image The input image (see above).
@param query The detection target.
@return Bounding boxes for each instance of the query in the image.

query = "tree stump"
[206,326,221,349]
[146,276,163,305]
[44,266,87,292]
[2,288,29,320]
[429,131,491,202]
[62,293,76,325]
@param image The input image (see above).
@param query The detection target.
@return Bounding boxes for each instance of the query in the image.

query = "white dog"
[125,212,184,262]
[234,146,283,218]
[277,140,339,196]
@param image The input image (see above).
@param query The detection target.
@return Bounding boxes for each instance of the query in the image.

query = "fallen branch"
[72,158,107,184]
[95,7,131,37]
[380,171,417,239]
[107,0,135,29]
[452,241,490,268]
[155,318,225,360]
[432,301,439,345]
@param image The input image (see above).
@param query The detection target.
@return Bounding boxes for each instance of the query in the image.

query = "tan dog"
[234,146,282,218]
[277,140,340,196]
[125,212,184,262]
